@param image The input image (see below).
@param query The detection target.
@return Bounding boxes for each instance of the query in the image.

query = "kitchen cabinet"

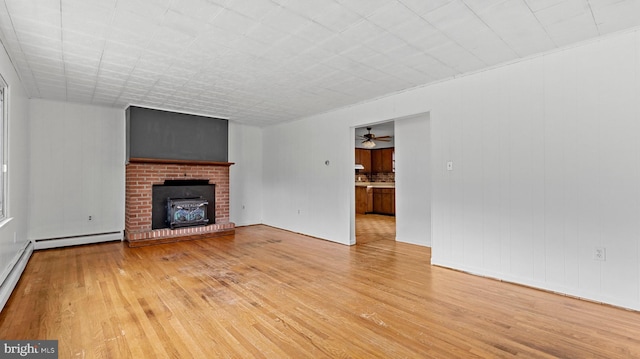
[356,185,394,215]
[356,186,375,214]
[367,189,373,213]
[371,148,394,173]
[372,188,395,215]
[355,186,368,214]
[355,148,371,173]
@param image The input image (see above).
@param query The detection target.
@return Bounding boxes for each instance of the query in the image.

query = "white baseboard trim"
[0,241,33,312]
[33,231,123,250]
[395,236,431,247]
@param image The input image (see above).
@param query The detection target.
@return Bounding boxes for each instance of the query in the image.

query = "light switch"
[447,161,453,171]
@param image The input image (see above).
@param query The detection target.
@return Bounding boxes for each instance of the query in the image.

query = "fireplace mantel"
[128,157,235,166]
[124,160,235,247]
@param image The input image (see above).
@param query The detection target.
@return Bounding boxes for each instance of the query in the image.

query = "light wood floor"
[2,225,640,358]
[355,213,395,244]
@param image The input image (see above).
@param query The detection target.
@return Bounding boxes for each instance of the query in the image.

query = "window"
[0,83,6,220]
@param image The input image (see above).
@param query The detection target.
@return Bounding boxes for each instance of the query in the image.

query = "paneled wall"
[263,118,352,242]
[28,99,125,248]
[228,122,263,226]
[429,29,640,310]
[261,28,640,310]
[395,114,430,246]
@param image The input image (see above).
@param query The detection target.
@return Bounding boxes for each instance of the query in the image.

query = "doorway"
[354,122,396,244]
[351,112,431,247]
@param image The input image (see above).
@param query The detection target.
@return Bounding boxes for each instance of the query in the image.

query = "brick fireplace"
[124,158,235,247]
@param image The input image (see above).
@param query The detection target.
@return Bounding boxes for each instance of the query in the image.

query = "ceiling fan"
[358,127,392,148]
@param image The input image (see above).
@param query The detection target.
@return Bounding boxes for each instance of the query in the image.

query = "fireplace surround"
[124,158,235,247]
[152,179,215,229]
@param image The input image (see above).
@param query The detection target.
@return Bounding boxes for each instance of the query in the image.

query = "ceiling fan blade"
[376,138,391,142]
[373,135,392,139]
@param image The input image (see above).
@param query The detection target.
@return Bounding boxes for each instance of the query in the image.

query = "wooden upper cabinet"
[371,148,394,173]
[355,148,371,173]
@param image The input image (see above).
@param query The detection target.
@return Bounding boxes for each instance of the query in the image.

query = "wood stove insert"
[152,180,215,230]
[167,197,209,229]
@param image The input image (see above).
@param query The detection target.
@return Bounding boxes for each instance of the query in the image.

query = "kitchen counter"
[355,182,395,188]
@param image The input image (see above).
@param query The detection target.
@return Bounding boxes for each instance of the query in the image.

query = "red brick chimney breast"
[124,158,235,247]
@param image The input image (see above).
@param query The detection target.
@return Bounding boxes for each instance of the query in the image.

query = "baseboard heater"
[0,241,33,311]
[34,231,123,250]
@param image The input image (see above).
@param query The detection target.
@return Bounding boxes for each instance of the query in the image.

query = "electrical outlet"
[88,215,93,221]
[594,247,606,261]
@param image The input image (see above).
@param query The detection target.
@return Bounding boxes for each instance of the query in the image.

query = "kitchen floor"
[355,213,395,244]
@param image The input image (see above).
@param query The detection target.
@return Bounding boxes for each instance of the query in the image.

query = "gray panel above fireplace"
[126,106,228,162]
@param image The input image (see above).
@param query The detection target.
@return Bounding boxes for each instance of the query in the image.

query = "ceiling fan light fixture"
[358,126,391,148]
[362,140,376,149]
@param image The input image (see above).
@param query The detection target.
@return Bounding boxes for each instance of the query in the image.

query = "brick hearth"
[125,158,235,247]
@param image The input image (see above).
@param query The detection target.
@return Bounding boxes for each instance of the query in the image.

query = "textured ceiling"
[0,0,639,126]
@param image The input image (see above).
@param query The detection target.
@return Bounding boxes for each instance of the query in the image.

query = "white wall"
[395,114,431,246]
[429,29,640,310]
[28,99,125,248]
[262,118,353,242]
[229,122,263,226]
[262,103,433,245]
[0,43,31,311]
[261,28,640,310]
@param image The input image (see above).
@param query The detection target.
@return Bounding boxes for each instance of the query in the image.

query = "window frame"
[0,76,7,221]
